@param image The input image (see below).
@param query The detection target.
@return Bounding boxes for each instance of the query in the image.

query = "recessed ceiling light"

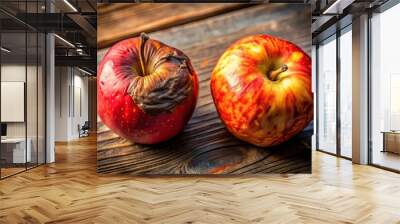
[63,0,78,12]
[54,34,75,48]
[1,47,11,53]
[78,67,93,76]
[323,0,355,15]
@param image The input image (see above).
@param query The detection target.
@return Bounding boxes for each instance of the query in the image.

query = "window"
[339,27,352,158]
[317,35,337,154]
[0,1,46,179]
[370,3,400,171]
[316,25,353,158]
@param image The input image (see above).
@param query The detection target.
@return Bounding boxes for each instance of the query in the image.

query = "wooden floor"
[373,150,400,171]
[0,136,399,223]
[1,167,26,178]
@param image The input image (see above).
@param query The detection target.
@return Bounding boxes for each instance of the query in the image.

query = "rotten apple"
[98,33,198,144]
[210,35,313,147]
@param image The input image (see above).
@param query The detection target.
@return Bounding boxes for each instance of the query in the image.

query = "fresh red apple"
[210,35,313,147]
[98,33,198,144]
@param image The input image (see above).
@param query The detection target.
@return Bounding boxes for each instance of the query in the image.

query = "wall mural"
[97,3,313,175]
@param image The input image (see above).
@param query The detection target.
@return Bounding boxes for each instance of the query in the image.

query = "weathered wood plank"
[97,3,312,174]
[97,3,249,48]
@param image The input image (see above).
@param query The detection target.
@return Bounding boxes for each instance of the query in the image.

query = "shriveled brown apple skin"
[98,34,198,144]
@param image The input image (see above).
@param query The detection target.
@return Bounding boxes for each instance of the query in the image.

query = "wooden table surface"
[97,3,312,175]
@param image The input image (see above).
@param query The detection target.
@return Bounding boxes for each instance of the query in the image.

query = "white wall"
[1,63,46,164]
[1,65,26,139]
[55,66,69,141]
[54,66,89,141]
[1,65,35,138]
[72,73,89,138]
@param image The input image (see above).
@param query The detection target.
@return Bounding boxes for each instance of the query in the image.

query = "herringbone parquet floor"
[1,136,400,224]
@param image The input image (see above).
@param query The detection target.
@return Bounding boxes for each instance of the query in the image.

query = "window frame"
[315,23,353,161]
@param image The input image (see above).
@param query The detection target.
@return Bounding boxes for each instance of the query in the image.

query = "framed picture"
[97,3,312,175]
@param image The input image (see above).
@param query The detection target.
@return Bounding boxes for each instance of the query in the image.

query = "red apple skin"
[210,35,313,147]
[98,34,198,144]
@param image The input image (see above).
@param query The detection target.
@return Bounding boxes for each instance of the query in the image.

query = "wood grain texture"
[97,3,248,48]
[97,4,312,174]
[1,137,400,223]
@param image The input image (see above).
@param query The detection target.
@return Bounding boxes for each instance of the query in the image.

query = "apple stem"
[269,64,288,81]
[139,33,149,76]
